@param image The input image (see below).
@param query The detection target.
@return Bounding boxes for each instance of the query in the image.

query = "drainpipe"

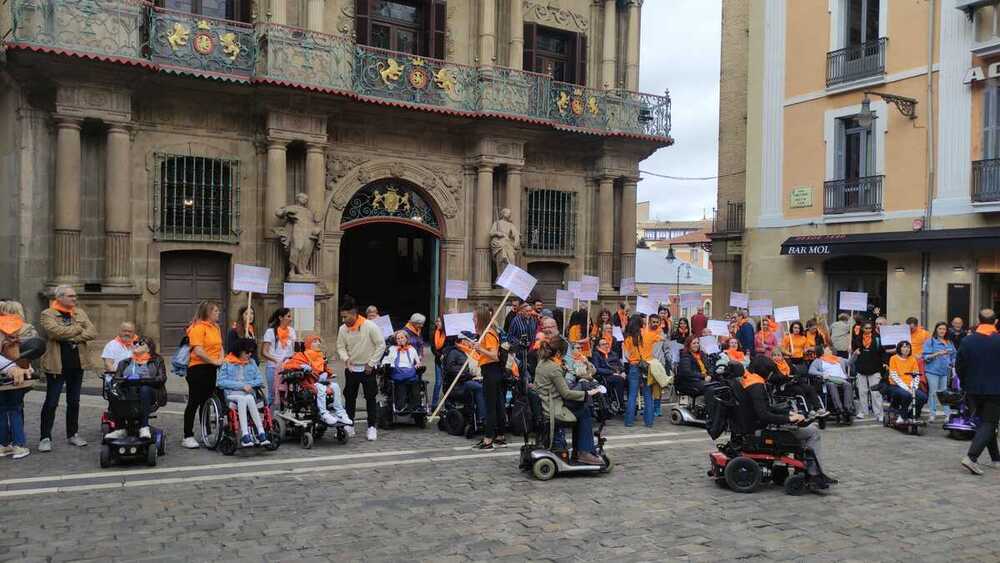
[920,0,936,327]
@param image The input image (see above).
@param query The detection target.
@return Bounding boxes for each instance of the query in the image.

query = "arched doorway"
[339,180,442,334]
[824,255,887,317]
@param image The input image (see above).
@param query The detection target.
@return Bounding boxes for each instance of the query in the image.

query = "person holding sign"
[754,320,778,358]
[225,306,257,364]
[781,321,808,368]
[336,297,387,441]
[622,315,658,428]
[567,310,591,356]
[182,301,224,449]
[431,317,447,409]
[472,306,506,451]
[261,308,296,409]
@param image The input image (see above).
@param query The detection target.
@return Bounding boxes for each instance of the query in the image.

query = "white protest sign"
[567,281,582,299]
[283,282,315,309]
[445,280,469,300]
[578,275,600,302]
[838,291,868,312]
[232,264,270,294]
[749,299,773,317]
[699,335,721,355]
[619,277,636,296]
[774,306,800,323]
[817,301,829,316]
[612,326,625,342]
[635,295,658,316]
[647,285,671,304]
[496,263,538,300]
[879,324,910,348]
[681,292,702,308]
[555,289,575,309]
[374,315,394,338]
[669,341,683,365]
[729,291,749,309]
[707,320,730,337]
[443,312,476,337]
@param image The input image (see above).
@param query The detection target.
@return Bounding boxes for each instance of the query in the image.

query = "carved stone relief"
[327,160,461,225]
[523,1,589,32]
[56,84,132,123]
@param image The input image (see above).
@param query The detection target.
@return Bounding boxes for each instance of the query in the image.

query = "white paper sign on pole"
[374,315,394,338]
[707,320,730,337]
[838,291,868,312]
[817,301,829,316]
[443,312,476,337]
[669,341,683,364]
[699,336,721,355]
[647,285,671,304]
[577,275,599,302]
[879,325,911,348]
[567,281,582,299]
[294,307,315,332]
[232,264,270,294]
[555,289,575,309]
[619,277,636,296]
[635,295,658,316]
[749,299,773,317]
[774,306,801,323]
[283,282,315,309]
[729,291,749,309]
[495,264,538,300]
[444,280,469,300]
[681,292,702,308]
[612,326,625,342]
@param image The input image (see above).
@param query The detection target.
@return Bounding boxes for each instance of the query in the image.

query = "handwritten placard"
[707,320,730,337]
[443,312,476,337]
[699,336,721,355]
[749,299,773,317]
[445,280,469,300]
[567,281,582,300]
[879,325,910,348]
[612,326,625,342]
[774,306,800,323]
[647,285,671,304]
[619,277,636,296]
[729,291,749,309]
[577,275,600,302]
[839,291,868,312]
[373,315,394,338]
[496,264,538,300]
[555,289,575,309]
[283,282,315,309]
[636,295,658,316]
[232,264,270,294]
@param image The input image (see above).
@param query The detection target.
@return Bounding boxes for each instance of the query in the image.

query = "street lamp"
[665,245,693,316]
[858,91,918,129]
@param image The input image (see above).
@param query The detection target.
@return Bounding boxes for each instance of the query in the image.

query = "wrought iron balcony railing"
[823,175,884,215]
[711,200,745,234]
[4,0,672,141]
[826,37,887,88]
[972,158,1000,202]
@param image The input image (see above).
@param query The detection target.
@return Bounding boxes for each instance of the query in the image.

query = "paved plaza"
[2,392,999,562]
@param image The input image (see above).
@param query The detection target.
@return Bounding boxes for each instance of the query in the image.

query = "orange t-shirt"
[910,327,930,357]
[889,355,920,388]
[188,320,222,367]
[475,329,500,366]
[782,334,807,359]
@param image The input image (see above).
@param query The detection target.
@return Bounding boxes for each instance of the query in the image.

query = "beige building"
[0,0,671,359]
[723,0,1000,326]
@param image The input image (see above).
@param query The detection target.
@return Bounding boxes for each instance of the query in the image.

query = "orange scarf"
[774,358,791,377]
[727,348,745,362]
[862,333,873,349]
[820,353,840,365]
[50,300,74,317]
[0,315,24,336]
[276,325,290,346]
[347,316,364,332]
[976,324,997,336]
[572,350,586,363]
[132,351,151,364]
[225,353,248,365]
[692,351,707,376]
[741,372,766,388]
[434,328,446,351]
[304,349,326,374]
[616,310,628,328]
[405,322,420,336]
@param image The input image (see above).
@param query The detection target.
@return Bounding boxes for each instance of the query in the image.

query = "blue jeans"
[460,380,486,422]
[265,365,277,407]
[552,401,596,455]
[625,364,641,427]
[0,389,28,446]
[926,372,950,416]
[432,363,443,408]
[887,385,927,418]
[40,369,83,440]
[135,385,157,427]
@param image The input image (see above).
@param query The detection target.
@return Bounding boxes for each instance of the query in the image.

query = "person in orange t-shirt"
[182,301,223,448]
[472,306,506,450]
[886,340,927,423]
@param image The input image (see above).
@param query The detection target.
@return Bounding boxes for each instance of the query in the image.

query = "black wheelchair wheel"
[200,395,225,450]
[771,466,789,486]
[100,422,111,437]
[444,409,466,437]
[219,435,237,456]
[723,456,762,493]
[784,473,807,496]
[99,445,112,469]
[413,414,427,429]
[301,432,314,449]
[336,427,348,444]
[377,404,394,430]
[145,445,158,467]
[817,416,827,430]
[273,416,287,442]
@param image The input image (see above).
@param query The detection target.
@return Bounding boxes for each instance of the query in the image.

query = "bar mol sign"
[964,63,1000,84]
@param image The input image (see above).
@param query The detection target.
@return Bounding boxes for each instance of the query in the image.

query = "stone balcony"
[5,0,672,142]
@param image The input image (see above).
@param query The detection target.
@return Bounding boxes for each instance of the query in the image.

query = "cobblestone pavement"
[3,391,1000,562]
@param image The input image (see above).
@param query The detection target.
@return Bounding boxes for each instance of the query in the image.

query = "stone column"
[479,0,497,64]
[505,165,522,245]
[474,163,494,288]
[624,0,641,91]
[305,144,325,218]
[619,178,638,280]
[271,0,287,24]
[53,116,82,284]
[509,0,524,68]
[306,0,323,32]
[103,124,132,287]
[597,176,615,290]
[602,0,617,89]
[265,140,288,283]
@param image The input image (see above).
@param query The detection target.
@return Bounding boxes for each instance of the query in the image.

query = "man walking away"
[337,296,386,441]
[957,309,1000,475]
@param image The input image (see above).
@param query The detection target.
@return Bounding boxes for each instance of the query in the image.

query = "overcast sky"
[638,0,722,222]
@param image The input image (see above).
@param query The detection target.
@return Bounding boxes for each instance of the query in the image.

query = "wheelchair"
[816,375,857,427]
[274,369,350,449]
[200,387,281,455]
[595,371,626,418]
[939,374,977,440]
[99,374,166,468]
[376,365,429,429]
[436,376,482,438]
[881,372,928,436]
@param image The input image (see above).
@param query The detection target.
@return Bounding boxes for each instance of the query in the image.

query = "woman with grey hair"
[0,300,39,459]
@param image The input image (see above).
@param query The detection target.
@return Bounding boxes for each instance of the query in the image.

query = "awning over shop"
[780,227,1000,256]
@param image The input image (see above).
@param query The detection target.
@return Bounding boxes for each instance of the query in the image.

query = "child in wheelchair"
[217,338,270,447]
[103,337,166,441]
[382,330,424,413]
[282,336,352,427]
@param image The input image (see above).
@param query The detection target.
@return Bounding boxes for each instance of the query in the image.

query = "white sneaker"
[895,416,904,425]
[181,437,200,449]
[927,414,936,423]
[68,434,87,447]
[38,438,52,452]
[0,445,12,457]
[345,425,356,437]
[855,412,865,420]
[104,429,127,440]
[321,412,339,426]
[139,427,152,440]
[11,446,29,460]
[338,414,353,426]
[366,426,377,441]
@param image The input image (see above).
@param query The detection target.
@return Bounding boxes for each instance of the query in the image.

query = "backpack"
[170,336,190,377]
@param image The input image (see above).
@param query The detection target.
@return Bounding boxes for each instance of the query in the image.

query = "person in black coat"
[591,337,625,402]
[957,309,1000,474]
[675,337,715,398]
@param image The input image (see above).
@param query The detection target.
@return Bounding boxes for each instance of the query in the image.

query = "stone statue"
[489,207,520,274]
[275,193,322,279]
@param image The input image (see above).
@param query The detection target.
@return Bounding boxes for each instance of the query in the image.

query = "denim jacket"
[217,360,263,391]
[922,338,955,378]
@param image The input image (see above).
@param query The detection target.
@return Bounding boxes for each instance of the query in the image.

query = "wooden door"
[160,251,229,354]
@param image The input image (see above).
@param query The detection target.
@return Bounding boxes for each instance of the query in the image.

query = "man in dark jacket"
[957,309,1000,475]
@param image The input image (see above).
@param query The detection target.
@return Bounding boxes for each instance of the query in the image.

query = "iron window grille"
[152,153,241,243]
[523,188,577,256]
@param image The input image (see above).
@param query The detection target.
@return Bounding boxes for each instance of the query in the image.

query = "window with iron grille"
[152,154,240,243]
[523,189,576,256]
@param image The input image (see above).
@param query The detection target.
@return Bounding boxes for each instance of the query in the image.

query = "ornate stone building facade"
[0,0,670,357]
